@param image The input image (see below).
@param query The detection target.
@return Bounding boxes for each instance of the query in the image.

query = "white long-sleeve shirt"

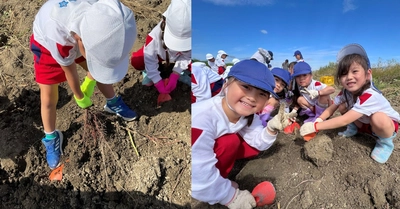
[143,21,191,84]
[191,95,277,205]
[191,62,221,103]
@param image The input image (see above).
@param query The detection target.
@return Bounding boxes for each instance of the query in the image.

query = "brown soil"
[1,0,191,208]
[192,88,400,209]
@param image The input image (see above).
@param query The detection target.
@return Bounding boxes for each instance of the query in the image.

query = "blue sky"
[192,0,400,70]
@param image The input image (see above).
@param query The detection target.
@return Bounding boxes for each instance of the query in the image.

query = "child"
[130,0,191,94]
[30,0,138,169]
[215,50,228,74]
[191,62,223,103]
[300,43,400,164]
[258,67,292,127]
[294,50,304,62]
[192,60,297,209]
[250,48,274,66]
[291,62,335,123]
[206,53,219,74]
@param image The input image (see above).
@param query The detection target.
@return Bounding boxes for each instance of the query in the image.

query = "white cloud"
[343,0,357,13]
[260,30,268,34]
[203,0,274,6]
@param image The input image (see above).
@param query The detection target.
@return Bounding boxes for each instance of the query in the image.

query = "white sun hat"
[206,53,214,60]
[81,0,137,84]
[163,0,191,51]
[232,58,240,65]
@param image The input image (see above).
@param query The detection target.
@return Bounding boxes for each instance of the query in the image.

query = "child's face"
[274,77,286,93]
[339,62,371,94]
[288,66,294,75]
[221,54,227,59]
[295,73,312,87]
[223,80,269,117]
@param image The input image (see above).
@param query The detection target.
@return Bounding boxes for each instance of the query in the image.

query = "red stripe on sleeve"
[359,93,372,105]
[191,128,203,146]
[57,43,73,59]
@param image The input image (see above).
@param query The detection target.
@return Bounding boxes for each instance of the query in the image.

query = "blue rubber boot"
[338,122,358,137]
[371,132,396,164]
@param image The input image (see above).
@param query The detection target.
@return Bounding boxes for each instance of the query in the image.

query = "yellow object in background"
[321,76,334,86]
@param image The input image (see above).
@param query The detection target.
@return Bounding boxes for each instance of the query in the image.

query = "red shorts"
[29,35,85,85]
[130,45,164,71]
[358,120,399,135]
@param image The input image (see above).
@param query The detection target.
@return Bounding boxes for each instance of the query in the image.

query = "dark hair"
[336,54,371,107]
[288,61,297,69]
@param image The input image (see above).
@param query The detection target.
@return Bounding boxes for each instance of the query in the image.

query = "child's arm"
[62,64,83,99]
[317,103,339,121]
[316,109,363,130]
[319,85,335,96]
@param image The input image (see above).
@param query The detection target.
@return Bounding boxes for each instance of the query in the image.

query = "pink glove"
[155,80,171,94]
[165,73,180,92]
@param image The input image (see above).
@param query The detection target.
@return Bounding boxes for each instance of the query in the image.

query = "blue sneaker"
[41,130,63,170]
[104,96,138,121]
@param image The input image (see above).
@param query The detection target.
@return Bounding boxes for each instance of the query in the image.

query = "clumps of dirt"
[303,134,334,167]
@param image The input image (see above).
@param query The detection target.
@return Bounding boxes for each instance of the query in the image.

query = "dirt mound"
[0,0,191,208]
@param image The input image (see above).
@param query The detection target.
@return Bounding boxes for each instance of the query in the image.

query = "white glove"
[315,117,323,123]
[267,105,298,132]
[300,122,318,136]
[226,189,256,209]
[300,88,319,99]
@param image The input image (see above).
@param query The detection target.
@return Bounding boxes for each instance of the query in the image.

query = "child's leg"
[370,112,397,163]
[297,96,315,122]
[39,83,63,169]
[99,82,138,121]
[213,134,260,178]
[39,84,59,133]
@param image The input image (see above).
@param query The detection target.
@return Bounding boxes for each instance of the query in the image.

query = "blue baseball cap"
[293,50,302,56]
[227,59,278,98]
[271,67,291,86]
[292,62,312,77]
[336,43,371,68]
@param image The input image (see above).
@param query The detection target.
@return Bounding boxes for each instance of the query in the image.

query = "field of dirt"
[192,87,400,209]
[0,0,191,208]
[2,1,400,209]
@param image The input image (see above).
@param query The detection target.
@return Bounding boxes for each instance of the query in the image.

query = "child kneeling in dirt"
[258,67,293,127]
[130,0,191,94]
[191,60,297,209]
[300,43,400,164]
[30,0,138,169]
[291,62,336,123]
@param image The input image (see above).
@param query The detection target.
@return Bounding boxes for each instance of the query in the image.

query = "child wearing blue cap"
[258,67,293,127]
[300,44,400,164]
[291,62,335,123]
[191,60,297,209]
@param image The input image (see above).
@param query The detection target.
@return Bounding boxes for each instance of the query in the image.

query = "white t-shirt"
[298,79,327,106]
[32,0,95,66]
[191,62,221,103]
[334,88,400,124]
[191,95,277,205]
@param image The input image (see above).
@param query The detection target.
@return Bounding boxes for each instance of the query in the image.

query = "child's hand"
[300,88,319,99]
[74,93,92,108]
[226,189,256,209]
[80,76,96,98]
[300,122,318,137]
[155,80,171,94]
[267,105,298,132]
[165,72,180,92]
